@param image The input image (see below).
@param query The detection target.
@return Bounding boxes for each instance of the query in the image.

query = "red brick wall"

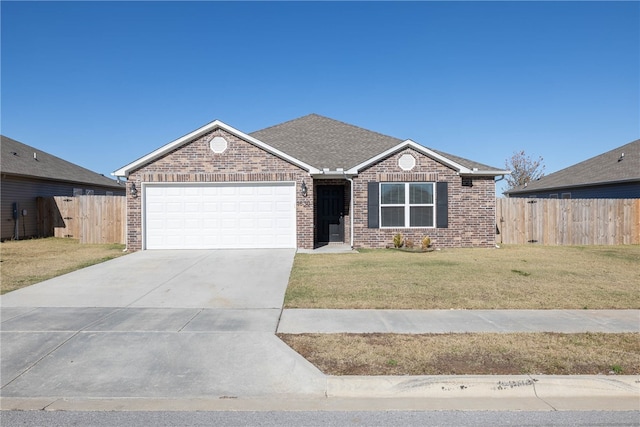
[352,148,497,249]
[125,129,313,250]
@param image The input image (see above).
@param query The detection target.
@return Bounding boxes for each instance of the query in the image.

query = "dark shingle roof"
[1,135,125,189]
[250,114,402,170]
[429,148,502,173]
[251,114,501,172]
[506,139,640,194]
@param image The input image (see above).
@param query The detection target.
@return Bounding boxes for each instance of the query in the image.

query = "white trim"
[346,139,472,175]
[398,153,416,171]
[113,120,321,177]
[460,169,512,176]
[346,175,354,248]
[379,182,435,229]
[345,139,510,177]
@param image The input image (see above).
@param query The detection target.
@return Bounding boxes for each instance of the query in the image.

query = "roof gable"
[1,135,124,189]
[113,120,321,177]
[347,139,508,176]
[507,139,640,194]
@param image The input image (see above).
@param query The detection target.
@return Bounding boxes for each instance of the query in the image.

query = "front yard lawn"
[278,332,640,375]
[1,238,127,294]
[285,245,640,309]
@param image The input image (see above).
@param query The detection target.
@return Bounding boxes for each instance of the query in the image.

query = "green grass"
[284,245,640,309]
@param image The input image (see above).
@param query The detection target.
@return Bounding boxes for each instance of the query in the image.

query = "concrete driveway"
[1,250,326,400]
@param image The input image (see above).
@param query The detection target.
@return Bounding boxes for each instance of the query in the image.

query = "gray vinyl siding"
[1,175,125,240]
[508,181,640,199]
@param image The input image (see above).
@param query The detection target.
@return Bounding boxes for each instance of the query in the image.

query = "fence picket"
[44,195,125,244]
[497,198,640,245]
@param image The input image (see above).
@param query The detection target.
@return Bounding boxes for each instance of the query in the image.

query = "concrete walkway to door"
[1,250,326,401]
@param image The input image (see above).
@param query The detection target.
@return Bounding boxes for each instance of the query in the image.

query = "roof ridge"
[251,113,404,143]
[313,114,405,143]
[249,113,320,134]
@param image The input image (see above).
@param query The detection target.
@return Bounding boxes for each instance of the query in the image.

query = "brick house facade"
[114,114,508,251]
[124,128,314,251]
[352,148,497,249]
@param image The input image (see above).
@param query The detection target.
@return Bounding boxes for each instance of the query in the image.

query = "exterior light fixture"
[130,182,138,198]
[301,181,308,197]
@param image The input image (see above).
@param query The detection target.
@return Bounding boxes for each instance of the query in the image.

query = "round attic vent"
[398,154,416,171]
[209,136,228,154]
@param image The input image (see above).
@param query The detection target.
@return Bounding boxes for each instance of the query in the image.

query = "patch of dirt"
[278,332,640,376]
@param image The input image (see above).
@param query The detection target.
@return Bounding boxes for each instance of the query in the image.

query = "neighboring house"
[113,114,509,251]
[505,139,640,199]
[1,135,126,240]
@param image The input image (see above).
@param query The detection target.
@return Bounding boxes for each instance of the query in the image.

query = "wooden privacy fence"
[37,195,126,244]
[496,198,640,245]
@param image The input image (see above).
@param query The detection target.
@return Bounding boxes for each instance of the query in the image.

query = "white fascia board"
[460,169,512,176]
[113,120,320,177]
[112,120,222,177]
[311,171,357,179]
[345,139,472,175]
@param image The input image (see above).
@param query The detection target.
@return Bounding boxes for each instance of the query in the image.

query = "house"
[113,114,509,251]
[1,135,126,240]
[505,139,640,199]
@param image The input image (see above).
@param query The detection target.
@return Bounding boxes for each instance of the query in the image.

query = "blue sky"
[2,1,638,194]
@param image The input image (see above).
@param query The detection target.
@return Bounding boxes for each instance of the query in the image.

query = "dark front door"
[316,185,345,243]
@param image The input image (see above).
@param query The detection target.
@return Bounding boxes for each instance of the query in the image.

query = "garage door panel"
[239,202,255,213]
[221,187,236,196]
[144,183,296,249]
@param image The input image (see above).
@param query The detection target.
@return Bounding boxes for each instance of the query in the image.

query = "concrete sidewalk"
[277,309,640,334]
[2,249,639,412]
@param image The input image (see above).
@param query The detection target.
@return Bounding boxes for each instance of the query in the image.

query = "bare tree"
[504,150,545,190]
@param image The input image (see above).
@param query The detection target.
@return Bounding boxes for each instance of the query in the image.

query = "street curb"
[326,375,640,399]
[2,376,638,412]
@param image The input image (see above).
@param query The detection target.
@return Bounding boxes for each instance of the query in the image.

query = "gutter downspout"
[494,175,505,246]
[345,174,354,248]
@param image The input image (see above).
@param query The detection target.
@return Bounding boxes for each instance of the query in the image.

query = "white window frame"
[379,182,435,228]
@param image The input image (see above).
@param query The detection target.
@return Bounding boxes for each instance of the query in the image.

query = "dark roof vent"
[618,153,625,162]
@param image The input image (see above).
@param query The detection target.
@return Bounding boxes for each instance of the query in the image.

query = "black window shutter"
[436,182,448,228]
[367,182,379,228]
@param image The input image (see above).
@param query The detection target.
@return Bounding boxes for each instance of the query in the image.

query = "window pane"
[410,206,433,227]
[409,183,433,204]
[381,207,405,227]
[381,183,405,205]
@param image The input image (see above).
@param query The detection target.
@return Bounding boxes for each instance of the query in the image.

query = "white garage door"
[144,183,296,249]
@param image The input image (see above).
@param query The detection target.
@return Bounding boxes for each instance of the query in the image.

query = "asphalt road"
[2,410,639,426]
